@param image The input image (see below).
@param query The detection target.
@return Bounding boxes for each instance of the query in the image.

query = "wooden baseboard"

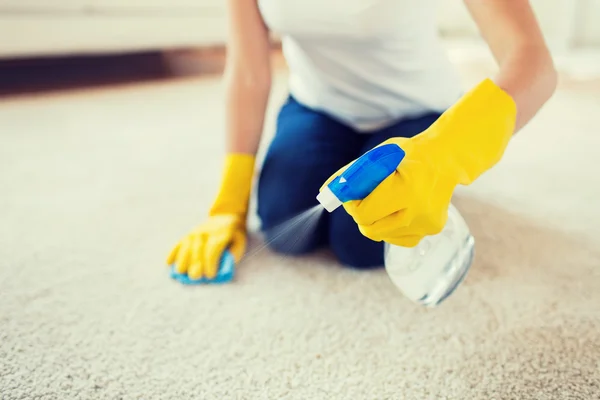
[164,42,285,75]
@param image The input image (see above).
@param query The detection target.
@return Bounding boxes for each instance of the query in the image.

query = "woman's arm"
[465,0,558,132]
[223,0,272,154]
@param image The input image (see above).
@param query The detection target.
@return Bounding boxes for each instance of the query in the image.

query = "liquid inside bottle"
[384,203,475,307]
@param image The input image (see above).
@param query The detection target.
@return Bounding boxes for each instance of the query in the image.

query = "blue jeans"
[256,96,441,269]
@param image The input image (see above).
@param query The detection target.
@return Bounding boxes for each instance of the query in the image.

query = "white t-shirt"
[258,0,463,132]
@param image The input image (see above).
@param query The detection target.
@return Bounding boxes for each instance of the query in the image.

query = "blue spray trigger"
[169,250,235,285]
[327,143,405,203]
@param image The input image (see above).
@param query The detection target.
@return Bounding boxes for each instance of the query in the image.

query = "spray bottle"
[316,143,474,307]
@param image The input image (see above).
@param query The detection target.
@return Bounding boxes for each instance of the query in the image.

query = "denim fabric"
[256,96,441,268]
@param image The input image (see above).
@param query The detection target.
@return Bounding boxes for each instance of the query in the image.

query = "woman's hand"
[167,0,270,280]
[167,214,247,279]
[330,79,518,247]
[166,154,255,280]
[342,137,457,247]
[343,0,559,247]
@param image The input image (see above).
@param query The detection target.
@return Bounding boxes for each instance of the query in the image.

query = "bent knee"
[329,209,384,269]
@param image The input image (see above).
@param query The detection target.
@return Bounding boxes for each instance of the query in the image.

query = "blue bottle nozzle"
[317,143,405,212]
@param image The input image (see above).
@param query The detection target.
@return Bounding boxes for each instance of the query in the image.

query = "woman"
[167,0,557,279]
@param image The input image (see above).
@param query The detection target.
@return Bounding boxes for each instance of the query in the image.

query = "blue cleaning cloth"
[169,250,235,285]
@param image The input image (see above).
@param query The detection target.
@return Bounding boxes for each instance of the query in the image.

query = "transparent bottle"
[316,143,475,308]
[383,203,475,307]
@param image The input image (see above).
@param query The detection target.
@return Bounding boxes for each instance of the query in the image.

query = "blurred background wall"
[438,0,600,49]
[1,0,599,65]
[438,0,600,78]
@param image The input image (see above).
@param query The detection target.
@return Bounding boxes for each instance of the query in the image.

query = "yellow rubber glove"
[166,153,255,279]
[325,78,517,247]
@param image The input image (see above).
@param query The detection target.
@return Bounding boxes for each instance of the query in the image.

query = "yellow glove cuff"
[209,153,256,218]
[419,78,518,185]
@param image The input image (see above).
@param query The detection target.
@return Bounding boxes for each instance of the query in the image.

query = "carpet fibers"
[1,62,600,399]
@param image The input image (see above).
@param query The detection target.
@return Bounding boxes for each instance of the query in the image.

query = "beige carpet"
[1,54,600,399]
